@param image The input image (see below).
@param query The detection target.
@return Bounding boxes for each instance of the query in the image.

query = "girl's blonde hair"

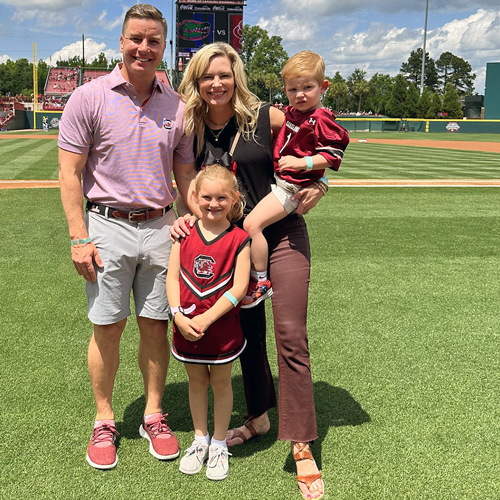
[178,42,262,159]
[194,164,245,223]
[282,50,326,86]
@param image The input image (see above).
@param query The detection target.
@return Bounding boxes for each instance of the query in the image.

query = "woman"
[176,42,327,500]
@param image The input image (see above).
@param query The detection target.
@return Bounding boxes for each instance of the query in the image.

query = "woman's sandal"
[292,442,324,500]
[226,418,259,445]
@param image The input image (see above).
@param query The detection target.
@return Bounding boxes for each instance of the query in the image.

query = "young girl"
[166,164,251,481]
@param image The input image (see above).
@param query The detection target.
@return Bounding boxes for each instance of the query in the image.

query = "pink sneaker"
[86,422,119,470]
[241,279,273,309]
[139,413,180,460]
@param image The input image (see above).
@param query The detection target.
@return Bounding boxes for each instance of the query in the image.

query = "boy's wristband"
[71,238,92,246]
[223,291,238,307]
[319,176,329,188]
[314,176,329,194]
[305,156,314,170]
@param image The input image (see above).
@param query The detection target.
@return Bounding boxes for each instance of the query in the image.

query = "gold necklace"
[208,119,230,142]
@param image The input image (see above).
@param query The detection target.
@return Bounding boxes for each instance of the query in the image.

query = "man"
[58,4,196,470]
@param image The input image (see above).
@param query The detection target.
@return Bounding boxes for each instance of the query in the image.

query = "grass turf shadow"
[119,373,369,467]
[283,380,370,473]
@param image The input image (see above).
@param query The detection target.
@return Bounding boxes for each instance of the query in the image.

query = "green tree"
[405,84,420,118]
[365,73,394,115]
[400,48,438,92]
[89,52,108,68]
[417,88,432,118]
[442,83,463,119]
[241,24,288,101]
[324,73,348,111]
[346,68,367,112]
[56,56,83,68]
[37,60,49,95]
[353,79,370,112]
[436,51,476,95]
[385,74,407,118]
[427,92,442,119]
[0,59,33,96]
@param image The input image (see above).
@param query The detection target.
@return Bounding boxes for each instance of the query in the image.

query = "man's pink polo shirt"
[58,64,194,210]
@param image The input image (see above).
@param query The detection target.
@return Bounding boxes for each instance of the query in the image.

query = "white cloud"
[0,0,83,10]
[0,54,13,63]
[279,0,500,17]
[258,15,315,42]
[285,9,500,93]
[44,38,121,65]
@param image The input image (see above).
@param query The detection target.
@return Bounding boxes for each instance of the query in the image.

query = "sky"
[0,0,499,94]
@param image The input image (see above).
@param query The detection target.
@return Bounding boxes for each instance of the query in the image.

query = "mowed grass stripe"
[338,143,500,179]
[0,139,59,179]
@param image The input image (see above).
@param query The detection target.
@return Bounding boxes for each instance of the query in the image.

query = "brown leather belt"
[86,201,172,222]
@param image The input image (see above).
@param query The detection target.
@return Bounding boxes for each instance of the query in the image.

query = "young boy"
[242,50,350,308]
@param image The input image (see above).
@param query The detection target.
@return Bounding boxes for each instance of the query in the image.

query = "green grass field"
[1,131,499,181]
[1,133,500,499]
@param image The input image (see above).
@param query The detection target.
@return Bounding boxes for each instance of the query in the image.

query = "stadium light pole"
[420,0,429,95]
[170,0,174,80]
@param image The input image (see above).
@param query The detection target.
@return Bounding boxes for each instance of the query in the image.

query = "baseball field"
[1,130,499,499]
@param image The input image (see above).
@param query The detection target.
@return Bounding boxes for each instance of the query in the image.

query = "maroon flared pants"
[239,213,318,443]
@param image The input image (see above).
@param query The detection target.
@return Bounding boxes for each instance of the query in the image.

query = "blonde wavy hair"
[194,164,245,223]
[178,42,262,159]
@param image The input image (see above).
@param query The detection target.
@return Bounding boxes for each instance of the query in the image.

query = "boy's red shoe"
[241,279,273,309]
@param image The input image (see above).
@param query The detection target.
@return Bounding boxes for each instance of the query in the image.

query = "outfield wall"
[5,111,500,134]
[5,109,63,130]
[337,117,500,134]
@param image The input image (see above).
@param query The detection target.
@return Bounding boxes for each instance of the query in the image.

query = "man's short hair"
[282,50,326,86]
[122,4,168,40]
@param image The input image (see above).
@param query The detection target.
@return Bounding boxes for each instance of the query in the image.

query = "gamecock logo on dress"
[194,255,215,279]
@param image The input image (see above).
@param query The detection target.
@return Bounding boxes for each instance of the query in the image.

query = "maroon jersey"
[273,106,349,186]
[172,221,251,365]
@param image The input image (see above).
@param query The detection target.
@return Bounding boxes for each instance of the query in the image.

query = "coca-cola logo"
[179,4,193,9]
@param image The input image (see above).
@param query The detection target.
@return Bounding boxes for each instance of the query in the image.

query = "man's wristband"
[71,238,92,246]
[305,156,314,170]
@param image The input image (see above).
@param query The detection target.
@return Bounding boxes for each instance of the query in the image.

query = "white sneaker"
[179,440,209,475]
[206,444,231,481]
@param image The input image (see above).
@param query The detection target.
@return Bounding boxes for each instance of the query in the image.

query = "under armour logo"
[309,117,316,125]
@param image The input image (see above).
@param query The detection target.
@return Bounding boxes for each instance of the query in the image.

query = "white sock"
[195,433,210,445]
[255,270,267,282]
[250,269,259,281]
[211,437,227,448]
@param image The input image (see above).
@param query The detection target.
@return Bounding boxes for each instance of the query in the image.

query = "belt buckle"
[128,210,144,222]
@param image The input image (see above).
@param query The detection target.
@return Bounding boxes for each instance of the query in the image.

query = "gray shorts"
[85,209,176,325]
[271,174,304,214]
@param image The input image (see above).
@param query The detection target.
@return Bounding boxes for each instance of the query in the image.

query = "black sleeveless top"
[195,103,274,215]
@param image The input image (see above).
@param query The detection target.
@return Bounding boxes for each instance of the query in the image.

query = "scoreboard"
[176,0,245,72]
